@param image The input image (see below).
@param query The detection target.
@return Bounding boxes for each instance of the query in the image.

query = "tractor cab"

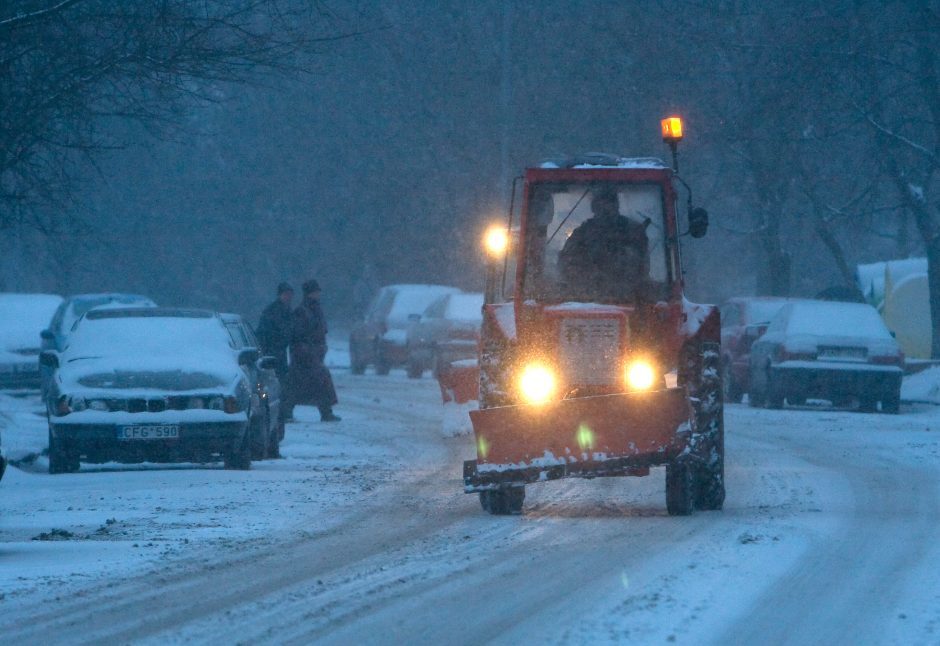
[464,119,725,516]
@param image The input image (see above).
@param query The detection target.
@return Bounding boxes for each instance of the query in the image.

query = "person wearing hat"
[288,279,340,422]
[257,282,294,382]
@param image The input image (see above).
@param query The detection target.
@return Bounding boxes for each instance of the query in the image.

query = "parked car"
[0,427,6,483]
[0,293,63,390]
[220,313,283,459]
[720,297,802,402]
[748,300,904,413]
[42,307,258,473]
[405,292,483,378]
[349,284,461,375]
[40,293,157,394]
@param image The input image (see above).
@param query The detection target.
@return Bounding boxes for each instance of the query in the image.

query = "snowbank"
[901,367,940,404]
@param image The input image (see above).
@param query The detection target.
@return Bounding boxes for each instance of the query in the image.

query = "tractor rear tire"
[666,462,693,516]
[480,486,525,515]
[681,341,726,512]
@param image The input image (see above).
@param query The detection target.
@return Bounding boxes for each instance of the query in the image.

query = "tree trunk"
[927,240,940,358]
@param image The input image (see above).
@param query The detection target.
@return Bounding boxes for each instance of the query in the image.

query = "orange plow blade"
[465,388,692,490]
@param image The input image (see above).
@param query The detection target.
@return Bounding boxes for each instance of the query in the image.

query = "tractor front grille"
[558,318,621,386]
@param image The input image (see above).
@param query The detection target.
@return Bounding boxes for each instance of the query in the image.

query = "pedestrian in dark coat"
[256,282,294,380]
[288,279,340,422]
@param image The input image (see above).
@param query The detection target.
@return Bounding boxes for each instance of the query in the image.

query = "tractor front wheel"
[666,462,693,516]
[479,486,525,515]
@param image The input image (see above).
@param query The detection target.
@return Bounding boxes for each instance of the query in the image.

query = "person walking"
[256,282,294,380]
[288,279,340,422]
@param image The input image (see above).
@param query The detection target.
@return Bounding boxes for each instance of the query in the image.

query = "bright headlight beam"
[483,225,509,259]
[626,360,656,391]
[519,364,555,405]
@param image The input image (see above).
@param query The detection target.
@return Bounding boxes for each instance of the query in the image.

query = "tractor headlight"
[625,359,657,391]
[518,363,556,405]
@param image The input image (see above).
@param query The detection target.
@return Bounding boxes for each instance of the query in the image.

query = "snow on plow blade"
[464,388,693,491]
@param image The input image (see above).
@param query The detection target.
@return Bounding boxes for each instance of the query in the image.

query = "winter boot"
[319,406,341,422]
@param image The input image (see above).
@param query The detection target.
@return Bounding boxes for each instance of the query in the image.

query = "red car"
[720,297,802,402]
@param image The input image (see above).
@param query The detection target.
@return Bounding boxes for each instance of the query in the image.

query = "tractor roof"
[537,153,667,170]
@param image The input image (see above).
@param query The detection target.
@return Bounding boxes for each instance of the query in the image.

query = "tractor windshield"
[522,182,669,303]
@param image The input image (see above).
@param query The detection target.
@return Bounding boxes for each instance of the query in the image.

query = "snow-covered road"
[2,369,940,644]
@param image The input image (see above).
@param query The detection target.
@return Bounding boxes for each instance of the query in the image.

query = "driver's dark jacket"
[558,214,649,298]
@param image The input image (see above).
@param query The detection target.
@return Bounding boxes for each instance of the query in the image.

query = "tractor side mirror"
[689,207,709,238]
[238,348,260,366]
[257,355,278,371]
[39,350,59,369]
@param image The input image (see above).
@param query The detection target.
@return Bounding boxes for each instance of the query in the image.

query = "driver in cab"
[558,188,650,300]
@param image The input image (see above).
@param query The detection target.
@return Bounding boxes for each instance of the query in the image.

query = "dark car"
[0,293,63,390]
[40,293,156,395]
[349,284,460,375]
[220,313,283,459]
[719,297,803,402]
[405,292,483,378]
[748,300,903,413]
[42,308,258,473]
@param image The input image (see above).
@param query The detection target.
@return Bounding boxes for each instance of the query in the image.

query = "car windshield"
[747,300,791,325]
[523,182,668,303]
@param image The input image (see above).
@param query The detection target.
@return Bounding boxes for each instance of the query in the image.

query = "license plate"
[117,425,180,440]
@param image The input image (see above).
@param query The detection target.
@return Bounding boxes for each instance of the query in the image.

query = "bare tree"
[0,0,375,230]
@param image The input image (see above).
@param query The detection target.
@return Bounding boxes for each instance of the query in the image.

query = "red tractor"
[463,117,724,515]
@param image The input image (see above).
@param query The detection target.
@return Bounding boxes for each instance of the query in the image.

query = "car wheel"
[48,428,78,474]
[881,392,901,414]
[722,359,743,403]
[765,371,784,409]
[375,354,391,376]
[250,408,269,460]
[786,394,806,406]
[350,344,366,375]
[859,396,878,413]
[406,357,424,379]
[224,432,252,470]
[666,461,693,516]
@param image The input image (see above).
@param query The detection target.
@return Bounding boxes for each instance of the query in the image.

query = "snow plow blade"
[437,360,480,404]
[464,388,693,491]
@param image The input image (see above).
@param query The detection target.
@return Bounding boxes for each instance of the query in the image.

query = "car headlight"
[208,396,224,411]
[88,399,109,412]
[625,359,657,391]
[187,397,206,409]
[70,396,88,412]
[518,363,556,405]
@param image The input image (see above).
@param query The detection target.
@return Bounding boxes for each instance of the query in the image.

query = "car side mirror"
[39,350,59,369]
[257,356,278,371]
[238,348,260,366]
[40,329,55,341]
[688,207,709,238]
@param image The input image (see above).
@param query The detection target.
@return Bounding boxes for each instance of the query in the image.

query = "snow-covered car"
[220,313,283,459]
[42,308,256,473]
[405,292,483,378]
[349,284,461,375]
[748,300,904,412]
[720,296,804,402]
[40,293,157,394]
[0,293,63,390]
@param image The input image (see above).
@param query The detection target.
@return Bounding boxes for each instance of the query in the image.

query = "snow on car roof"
[444,293,484,322]
[0,293,63,351]
[780,301,892,339]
